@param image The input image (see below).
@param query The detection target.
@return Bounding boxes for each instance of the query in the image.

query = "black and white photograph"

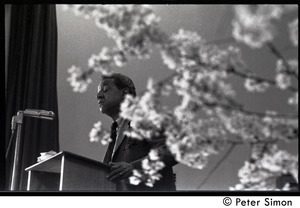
[3,4,299,193]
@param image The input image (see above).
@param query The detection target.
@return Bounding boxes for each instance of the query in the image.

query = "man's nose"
[96,92,104,100]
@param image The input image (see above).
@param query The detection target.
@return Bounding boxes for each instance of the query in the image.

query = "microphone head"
[23,109,55,120]
[49,111,55,119]
[41,110,55,118]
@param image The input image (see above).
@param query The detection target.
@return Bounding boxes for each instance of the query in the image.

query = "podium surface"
[25,151,116,191]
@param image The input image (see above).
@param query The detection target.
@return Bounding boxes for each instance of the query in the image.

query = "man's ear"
[122,88,129,96]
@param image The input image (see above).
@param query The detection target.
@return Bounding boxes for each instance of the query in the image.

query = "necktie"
[103,121,118,164]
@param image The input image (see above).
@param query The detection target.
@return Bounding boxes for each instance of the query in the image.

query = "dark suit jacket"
[109,120,177,191]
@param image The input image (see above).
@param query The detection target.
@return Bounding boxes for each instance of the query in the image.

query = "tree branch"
[196,143,236,189]
[226,136,298,145]
[143,70,298,120]
[206,37,236,45]
[228,67,298,93]
[266,42,298,80]
[236,107,298,119]
[194,56,297,93]
[201,100,298,119]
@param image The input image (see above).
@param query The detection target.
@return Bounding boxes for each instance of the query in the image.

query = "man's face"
[97,79,124,116]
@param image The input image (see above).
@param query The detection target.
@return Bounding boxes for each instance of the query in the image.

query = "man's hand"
[106,162,134,181]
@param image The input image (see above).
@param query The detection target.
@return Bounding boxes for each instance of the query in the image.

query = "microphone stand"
[10,111,24,191]
[8,109,55,190]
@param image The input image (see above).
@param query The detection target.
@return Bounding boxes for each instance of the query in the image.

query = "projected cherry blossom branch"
[63,5,298,190]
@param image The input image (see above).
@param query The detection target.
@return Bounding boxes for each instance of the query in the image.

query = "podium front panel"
[61,154,115,191]
[28,171,60,191]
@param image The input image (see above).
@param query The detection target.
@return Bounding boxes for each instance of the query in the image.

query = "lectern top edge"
[25,151,64,172]
[25,151,110,172]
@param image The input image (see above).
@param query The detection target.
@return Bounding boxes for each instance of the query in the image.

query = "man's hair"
[101,73,137,97]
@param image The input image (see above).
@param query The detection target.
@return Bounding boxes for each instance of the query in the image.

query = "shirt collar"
[115,117,123,127]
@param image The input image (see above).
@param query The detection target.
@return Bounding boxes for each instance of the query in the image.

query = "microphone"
[22,109,55,120]
[11,116,17,131]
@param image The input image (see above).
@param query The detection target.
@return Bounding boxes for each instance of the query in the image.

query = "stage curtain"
[5,4,59,190]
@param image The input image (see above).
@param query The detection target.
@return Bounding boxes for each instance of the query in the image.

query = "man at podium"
[97,73,177,191]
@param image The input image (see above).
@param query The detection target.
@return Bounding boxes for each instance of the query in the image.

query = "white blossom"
[120,79,166,140]
[289,18,298,47]
[232,5,297,49]
[88,47,115,75]
[161,49,177,70]
[161,29,244,74]
[232,5,289,48]
[129,149,165,187]
[232,144,298,190]
[90,5,161,58]
[129,170,143,185]
[113,51,127,67]
[88,121,110,144]
[217,109,298,142]
[149,149,160,161]
[287,59,298,76]
[89,121,102,142]
[275,73,291,90]
[288,92,298,107]
[172,67,236,110]
[244,78,270,92]
[275,59,298,91]
[160,29,203,70]
[66,65,92,93]
[275,59,285,73]
[165,116,227,169]
[232,5,275,48]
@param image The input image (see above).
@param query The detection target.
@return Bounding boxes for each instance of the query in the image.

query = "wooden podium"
[25,151,116,191]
